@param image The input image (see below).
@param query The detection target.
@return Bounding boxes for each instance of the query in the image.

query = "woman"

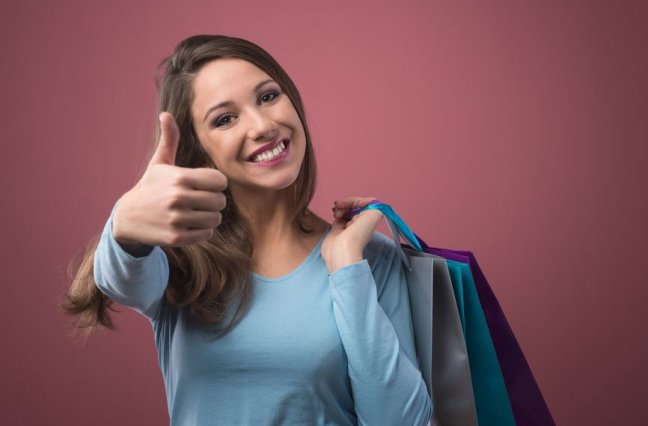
[64,34,431,426]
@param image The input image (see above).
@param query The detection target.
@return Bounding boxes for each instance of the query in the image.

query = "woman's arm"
[328,233,432,426]
[93,201,169,321]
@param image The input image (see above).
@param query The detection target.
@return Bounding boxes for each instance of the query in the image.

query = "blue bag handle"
[343,200,429,270]
[342,199,424,250]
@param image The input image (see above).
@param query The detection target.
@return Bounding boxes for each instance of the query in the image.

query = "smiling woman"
[62,34,431,426]
[191,58,306,199]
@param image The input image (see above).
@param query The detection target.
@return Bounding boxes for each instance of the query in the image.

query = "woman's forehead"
[194,59,271,94]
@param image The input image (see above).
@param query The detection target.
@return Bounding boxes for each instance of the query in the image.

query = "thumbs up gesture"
[113,112,228,249]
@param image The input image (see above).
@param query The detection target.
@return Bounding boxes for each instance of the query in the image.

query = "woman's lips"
[248,139,290,166]
[246,138,287,161]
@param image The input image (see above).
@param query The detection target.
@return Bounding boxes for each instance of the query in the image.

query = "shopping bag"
[380,210,514,426]
[444,259,516,426]
[422,246,556,426]
[345,202,478,426]
[404,249,479,426]
[361,199,554,425]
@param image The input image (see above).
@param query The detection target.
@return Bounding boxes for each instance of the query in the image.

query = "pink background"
[2,0,647,424]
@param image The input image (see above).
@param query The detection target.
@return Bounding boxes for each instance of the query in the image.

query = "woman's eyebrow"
[202,78,275,123]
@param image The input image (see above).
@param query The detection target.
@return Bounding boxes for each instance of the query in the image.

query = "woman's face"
[191,58,306,197]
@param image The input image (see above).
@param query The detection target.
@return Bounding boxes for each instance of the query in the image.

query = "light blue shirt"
[94,203,432,425]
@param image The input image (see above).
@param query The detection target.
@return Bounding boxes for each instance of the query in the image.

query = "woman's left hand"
[321,196,383,274]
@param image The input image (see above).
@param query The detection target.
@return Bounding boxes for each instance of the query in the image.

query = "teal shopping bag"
[446,260,516,426]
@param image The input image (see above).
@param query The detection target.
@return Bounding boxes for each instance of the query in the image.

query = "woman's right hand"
[112,112,228,249]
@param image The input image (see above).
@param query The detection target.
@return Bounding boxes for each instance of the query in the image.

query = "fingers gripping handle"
[343,200,426,270]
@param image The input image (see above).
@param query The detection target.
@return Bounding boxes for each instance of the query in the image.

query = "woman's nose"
[246,110,277,141]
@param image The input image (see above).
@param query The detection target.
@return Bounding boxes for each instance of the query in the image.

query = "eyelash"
[212,90,281,128]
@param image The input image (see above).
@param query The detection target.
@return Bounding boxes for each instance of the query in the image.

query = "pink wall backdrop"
[2,0,646,424]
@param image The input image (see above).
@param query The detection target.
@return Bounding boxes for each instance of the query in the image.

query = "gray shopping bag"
[387,221,478,426]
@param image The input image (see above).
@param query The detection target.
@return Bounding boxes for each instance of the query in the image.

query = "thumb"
[150,112,180,165]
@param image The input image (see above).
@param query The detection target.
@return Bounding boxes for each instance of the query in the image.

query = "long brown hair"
[62,35,318,340]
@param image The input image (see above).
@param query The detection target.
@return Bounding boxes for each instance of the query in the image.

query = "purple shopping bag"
[415,238,555,426]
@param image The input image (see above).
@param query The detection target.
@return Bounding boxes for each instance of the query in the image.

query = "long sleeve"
[93,201,169,321]
[328,233,432,426]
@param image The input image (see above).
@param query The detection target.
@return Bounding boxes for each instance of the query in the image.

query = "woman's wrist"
[112,198,154,258]
[116,240,155,258]
[113,220,154,257]
[327,251,363,274]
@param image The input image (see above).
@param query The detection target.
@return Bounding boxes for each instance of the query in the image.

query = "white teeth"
[253,141,286,162]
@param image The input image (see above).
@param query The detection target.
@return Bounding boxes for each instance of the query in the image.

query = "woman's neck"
[230,185,327,249]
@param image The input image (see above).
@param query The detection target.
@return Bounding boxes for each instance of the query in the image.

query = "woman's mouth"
[247,139,290,167]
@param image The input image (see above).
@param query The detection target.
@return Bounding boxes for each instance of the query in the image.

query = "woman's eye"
[213,114,234,128]
[260,90,280,104]
[211,91,280,128]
